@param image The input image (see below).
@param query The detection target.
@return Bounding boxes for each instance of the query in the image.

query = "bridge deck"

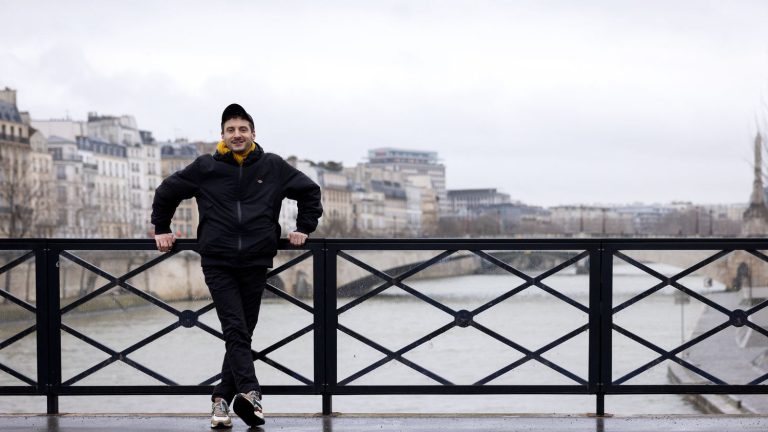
[2,414,767,432]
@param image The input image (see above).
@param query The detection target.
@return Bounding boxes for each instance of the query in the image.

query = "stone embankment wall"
[5,247,758,315]
[625,249,768,290]
[0,249,491,309]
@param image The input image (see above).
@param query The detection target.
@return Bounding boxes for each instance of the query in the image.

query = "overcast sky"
[2,0,768,206]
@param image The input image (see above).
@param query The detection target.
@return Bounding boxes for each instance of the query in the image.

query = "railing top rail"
[1,237,767,253]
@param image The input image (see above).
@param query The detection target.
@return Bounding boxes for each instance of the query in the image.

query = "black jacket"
[151,143,322,266]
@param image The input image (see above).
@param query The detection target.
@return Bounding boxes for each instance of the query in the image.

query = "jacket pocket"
[197,200,237,255]
[241,223,279,256]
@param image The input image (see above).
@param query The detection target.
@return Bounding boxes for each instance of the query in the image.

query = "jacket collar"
[213,142,264,166]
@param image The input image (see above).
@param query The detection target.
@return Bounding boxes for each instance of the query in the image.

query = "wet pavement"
[1,414,767,432]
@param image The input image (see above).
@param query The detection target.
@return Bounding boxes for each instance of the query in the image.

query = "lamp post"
[694,206,700,237]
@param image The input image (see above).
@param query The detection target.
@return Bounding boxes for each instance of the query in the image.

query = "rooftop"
[0,100,22,123]
[368,148,440,165]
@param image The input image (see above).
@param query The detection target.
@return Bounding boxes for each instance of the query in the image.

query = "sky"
[2,0,768,207]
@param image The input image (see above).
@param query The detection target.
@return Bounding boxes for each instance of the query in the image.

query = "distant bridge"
[335,250,586,297]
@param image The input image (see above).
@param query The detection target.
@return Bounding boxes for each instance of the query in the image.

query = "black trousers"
[202,264,267,402]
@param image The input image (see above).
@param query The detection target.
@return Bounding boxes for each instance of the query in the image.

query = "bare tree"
[315,216,350,237]
[0,147,44,304]
[436,217,464,237]
[0,149,40,238]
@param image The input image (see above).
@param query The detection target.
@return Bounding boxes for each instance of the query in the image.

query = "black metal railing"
[0,238,767,416]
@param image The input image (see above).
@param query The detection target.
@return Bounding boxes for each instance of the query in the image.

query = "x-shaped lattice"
[610,249,768,385]
[60,250,315,386]
[337,249,590,386]
[0,251,37,386]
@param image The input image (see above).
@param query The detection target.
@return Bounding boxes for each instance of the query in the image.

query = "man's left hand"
[288,231,308,246]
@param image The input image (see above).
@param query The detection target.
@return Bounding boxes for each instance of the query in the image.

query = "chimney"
[0,87,17,106]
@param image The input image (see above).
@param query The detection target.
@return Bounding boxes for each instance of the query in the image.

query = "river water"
[0,261,723,415]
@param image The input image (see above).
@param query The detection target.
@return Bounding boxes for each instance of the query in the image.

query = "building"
[26,126,56,237]
[87,113,143,147]
[278,160,321,236]
[159,141,200,238]
[613,204,673,235]
[30,118,86,142]
[75,136,130,238]
[447,188,511,217]
[404,174,438,236]
[318,169,352,236]
[47,136,87,237]
[367,148,448,215]
[346,162,436,236]
[350,189,387,235]
[549,205,634,235]
[33,112,162,238]
[369,179,409,236]
[87,113,160,238]
[0,88,58,238]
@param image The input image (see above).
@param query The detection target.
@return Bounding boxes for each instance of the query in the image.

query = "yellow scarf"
[216,141,256,166]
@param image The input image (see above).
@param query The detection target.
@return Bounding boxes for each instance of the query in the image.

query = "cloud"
[1,0,767,206]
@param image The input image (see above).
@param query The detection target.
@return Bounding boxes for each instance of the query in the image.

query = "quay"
[668,289,768,414]
[2,414,768,432]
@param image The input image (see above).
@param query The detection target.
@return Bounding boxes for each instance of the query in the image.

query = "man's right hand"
[155,233,176,253]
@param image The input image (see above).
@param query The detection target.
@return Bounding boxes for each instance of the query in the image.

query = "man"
[151,103,322,428]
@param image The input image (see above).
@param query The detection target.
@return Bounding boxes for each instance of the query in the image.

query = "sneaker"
[232,390,265,427]
[210,398,232,429]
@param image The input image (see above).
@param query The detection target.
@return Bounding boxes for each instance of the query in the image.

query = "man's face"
[221,117,255,154]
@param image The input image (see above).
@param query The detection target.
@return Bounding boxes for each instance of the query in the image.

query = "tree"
[315,215,349,237]
[0,146,40,238]
[436,217,464,237]
[0,145,44,304]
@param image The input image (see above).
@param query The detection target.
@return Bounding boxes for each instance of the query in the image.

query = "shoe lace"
[245,391,262,410]
[213,400,229,416]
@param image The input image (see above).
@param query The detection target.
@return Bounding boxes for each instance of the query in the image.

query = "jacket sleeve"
[151,158,200,234]
[280,159,323,235]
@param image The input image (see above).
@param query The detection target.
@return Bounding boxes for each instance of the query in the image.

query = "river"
[0,262,721,415]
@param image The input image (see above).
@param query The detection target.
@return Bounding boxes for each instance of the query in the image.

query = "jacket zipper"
[237,201,242,251]
[237,165,243,251]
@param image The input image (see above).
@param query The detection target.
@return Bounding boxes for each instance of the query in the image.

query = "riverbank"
[666,290,768,414]
[0,291,164,322]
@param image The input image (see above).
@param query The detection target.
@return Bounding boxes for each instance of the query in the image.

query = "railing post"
[313,241,330,415]
[598,243,614,417]
[35,242,60,414]
[588,244,603,416]
[322,244,338,416]
[47,245,61,414]
[34,242,50,411]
